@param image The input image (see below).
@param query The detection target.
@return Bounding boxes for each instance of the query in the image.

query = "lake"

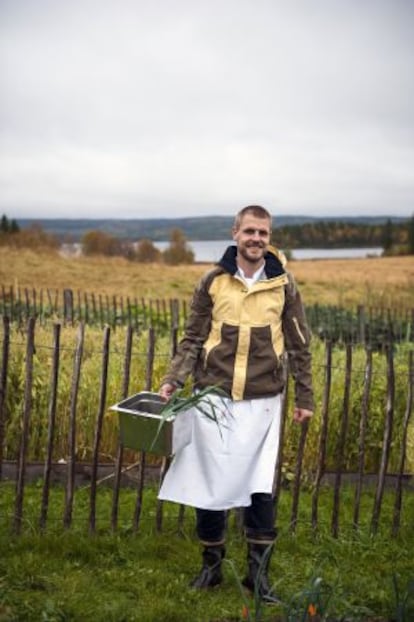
[154,240,383,263]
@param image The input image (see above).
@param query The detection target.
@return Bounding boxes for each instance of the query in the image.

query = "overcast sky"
[1,0,413,219]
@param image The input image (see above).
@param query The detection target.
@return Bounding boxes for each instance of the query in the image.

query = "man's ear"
[231,226,238,240]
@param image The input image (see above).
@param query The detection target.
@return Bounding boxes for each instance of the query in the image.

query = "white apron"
[158,394,282,510]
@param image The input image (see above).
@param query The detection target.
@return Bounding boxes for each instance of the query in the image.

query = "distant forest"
[272,219,410,249]
[16,215,412,249]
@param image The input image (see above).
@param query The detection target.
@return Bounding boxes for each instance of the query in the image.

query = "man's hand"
[159,382,176,401]
[293,407,313,424]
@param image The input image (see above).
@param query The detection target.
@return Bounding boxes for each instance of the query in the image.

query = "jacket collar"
[218,245,286,278]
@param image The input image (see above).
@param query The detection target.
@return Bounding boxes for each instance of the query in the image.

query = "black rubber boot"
[242,540,279,604]
[189,544,225,589]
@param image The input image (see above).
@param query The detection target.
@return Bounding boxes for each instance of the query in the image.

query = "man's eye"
[243,228,269,236]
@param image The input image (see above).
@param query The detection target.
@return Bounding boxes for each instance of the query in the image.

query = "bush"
[82,230,122,256]
[0,223,58,250]
[134,238,162,263]
[163,228,194,265]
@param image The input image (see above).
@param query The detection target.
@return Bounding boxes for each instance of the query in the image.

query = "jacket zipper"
[292,316,306,344]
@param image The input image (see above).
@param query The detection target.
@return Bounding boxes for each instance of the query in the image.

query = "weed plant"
[2,325,413,472]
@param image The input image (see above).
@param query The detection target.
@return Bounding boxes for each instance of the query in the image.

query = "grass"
[0,483,413,621]
[1,247,413,309]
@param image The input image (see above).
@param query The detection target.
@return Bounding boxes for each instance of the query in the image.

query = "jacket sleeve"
[161,272,214,388]
[282,272,314,412]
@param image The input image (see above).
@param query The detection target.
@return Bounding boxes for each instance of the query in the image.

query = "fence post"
[1,285,6,316]
[0,316,11,481]
[331,343,352,538]
[169,299,177,331]
[182,299,187,329]
[311,340,332,530]
[13,317,36,534]
[133,327,155,532]
[120,296,125,326]
[290,418,309,533]
[63,322,85,529]
[273,358,289,523]
[39,323,61,530]
[353,346,372,529]
[89,326,111,533]
[8,286,14,322]
[392,350,413,537]
[91,293,97,325]
[84,292,89,324]
[156,457,171,532]
[112,295,117,327]
[133,297,139,330]
[111,325,133,531]
[16,287,22,327]
[63,289,74,325]
[126,296,132,326]
[172,297,185,533]
[39,289,44,325]
[357,305,366,345]
[46,288,54,315]
[141,297,147,329]
[76,290,82,322]
[32,288,37,318]
[371,345,395,534]
[24,288,30,320]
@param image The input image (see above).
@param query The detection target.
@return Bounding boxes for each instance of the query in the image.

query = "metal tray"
[110,391,192,456]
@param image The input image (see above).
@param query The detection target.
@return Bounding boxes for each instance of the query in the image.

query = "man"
[158,205,313,603]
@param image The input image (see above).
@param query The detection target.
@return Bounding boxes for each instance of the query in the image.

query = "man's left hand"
[293,408,313,424]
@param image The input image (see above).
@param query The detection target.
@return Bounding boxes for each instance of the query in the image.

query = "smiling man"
[159,205,314,603]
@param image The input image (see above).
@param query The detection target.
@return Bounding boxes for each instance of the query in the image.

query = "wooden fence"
[1,284,413,346]
[0,284,185,332]
[0,316,413,537]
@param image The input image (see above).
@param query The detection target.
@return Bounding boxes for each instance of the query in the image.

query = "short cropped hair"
[233,205,272,231]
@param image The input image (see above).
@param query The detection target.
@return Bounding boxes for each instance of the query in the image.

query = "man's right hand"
[159,382,176,401]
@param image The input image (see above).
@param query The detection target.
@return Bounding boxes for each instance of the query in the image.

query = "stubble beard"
[238,243,266,265]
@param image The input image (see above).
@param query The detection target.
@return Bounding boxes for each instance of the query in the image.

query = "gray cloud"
[1,0,413,218]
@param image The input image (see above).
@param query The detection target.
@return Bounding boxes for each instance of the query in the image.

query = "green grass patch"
[0,483,413,621]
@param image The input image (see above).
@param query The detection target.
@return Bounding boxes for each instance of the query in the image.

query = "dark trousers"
[196,493,276,544]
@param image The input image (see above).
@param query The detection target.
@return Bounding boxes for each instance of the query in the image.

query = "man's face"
[232,214,271,265]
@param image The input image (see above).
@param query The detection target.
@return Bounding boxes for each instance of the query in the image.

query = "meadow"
[1,247,414,308]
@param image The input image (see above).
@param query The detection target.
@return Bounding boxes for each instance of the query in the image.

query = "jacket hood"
[218,245,286,278]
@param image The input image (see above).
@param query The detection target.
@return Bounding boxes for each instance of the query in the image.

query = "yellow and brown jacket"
[163,245,314,410]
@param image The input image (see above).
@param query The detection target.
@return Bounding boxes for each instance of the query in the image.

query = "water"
[60,240,383,262]
[154,240,383,263]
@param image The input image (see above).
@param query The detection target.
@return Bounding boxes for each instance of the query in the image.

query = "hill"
[16,215,409,242]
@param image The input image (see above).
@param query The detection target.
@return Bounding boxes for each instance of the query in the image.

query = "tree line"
[272,217,414,255]
[81,228,194,264]
[2,213,414,260]
[0,216,58,250]
[0,215,194,264]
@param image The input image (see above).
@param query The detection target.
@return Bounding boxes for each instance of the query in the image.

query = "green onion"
[150,385,231,452]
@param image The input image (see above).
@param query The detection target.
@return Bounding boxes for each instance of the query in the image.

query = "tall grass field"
[1,247,414,308]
